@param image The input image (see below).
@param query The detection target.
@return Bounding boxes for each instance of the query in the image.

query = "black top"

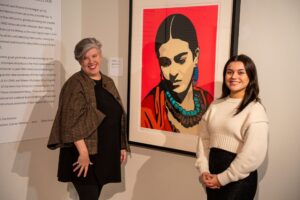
[57,79,123,185]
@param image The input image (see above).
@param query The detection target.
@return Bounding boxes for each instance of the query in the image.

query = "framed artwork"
[127,0,240,154]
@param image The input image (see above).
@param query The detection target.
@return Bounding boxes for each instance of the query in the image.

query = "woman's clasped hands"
[201,172,221,189]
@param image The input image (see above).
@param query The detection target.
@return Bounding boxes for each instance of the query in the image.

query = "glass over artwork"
[140,6,218,135]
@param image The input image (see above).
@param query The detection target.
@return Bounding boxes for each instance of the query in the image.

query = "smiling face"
[225,61,250,98]
[79,47,102,80]
[158,38,198,93]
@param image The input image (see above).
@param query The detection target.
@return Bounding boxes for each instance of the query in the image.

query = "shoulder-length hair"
[220,54,261,115]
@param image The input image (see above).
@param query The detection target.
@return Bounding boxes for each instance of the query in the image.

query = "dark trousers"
[72,182,103,200]
[207,148,257,200]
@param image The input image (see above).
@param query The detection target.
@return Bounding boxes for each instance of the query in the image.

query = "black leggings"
[72,182,103,200]
[207,148,257,200]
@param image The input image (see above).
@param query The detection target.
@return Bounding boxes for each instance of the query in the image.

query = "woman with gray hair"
[47,37,130,200]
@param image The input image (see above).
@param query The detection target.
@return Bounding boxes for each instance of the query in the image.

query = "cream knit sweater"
[195,97,269,186]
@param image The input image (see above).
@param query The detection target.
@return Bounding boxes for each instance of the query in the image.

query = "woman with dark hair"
[47,38,130,200]
[195,54,269,199]
[141,14,213,134]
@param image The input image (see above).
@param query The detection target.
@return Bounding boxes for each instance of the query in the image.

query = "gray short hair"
[74,38,102,61]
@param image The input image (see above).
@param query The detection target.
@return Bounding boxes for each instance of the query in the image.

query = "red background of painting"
[141,5,218,100]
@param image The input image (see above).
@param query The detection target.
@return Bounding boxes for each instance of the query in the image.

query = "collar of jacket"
[79,70,123,106]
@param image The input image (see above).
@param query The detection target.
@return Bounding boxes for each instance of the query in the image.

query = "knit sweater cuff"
[217,171,231,186]
[199,165,210,175]
[195,159,209,175]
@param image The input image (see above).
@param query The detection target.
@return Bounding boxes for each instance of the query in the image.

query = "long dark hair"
[220,54,260,115]
[155,14,199,59]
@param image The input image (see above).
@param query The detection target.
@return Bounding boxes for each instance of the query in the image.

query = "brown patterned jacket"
[47,70,129,154]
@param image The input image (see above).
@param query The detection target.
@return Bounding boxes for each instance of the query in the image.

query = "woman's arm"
[217,122,269,186]
[195,117,210,176]
[73,139,91,177]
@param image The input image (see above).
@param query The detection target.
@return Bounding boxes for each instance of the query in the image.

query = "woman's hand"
[120,149,127,164]
[201,172,221,189]
[201,172,213,185]
[73,152,91,177]
[73,139,91,177]
[207,174,221,189]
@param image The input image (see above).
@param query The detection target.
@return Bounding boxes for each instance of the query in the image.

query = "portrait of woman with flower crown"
[141,12,215,135]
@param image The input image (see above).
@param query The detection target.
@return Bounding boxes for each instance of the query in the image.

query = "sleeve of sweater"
[217,104,269,186]
[195,112,210,175]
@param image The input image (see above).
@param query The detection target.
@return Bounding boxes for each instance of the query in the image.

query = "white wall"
[0,0,82,199]
[238,0,300,199]
[1,0,300,199]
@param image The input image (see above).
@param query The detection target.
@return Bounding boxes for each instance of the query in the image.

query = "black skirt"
[206,148,257,200]
[57,79,122,185]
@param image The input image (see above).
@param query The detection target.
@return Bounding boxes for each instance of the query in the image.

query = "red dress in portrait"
[141,84,213,132]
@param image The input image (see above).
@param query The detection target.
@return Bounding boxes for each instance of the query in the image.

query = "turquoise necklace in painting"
[166,91,201,116]
[165,90,203,128]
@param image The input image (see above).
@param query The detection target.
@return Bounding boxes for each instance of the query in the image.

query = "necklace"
[165,90,203,128]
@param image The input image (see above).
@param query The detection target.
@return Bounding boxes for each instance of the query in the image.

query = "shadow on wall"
[11,61,70,200]
[129,145,205,200]
[255,144,270,200]
[100,166,126,200]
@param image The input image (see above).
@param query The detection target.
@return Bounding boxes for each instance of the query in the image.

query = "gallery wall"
[0,0,299,199]
[0,0,82,199]
[238,1,300,199]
